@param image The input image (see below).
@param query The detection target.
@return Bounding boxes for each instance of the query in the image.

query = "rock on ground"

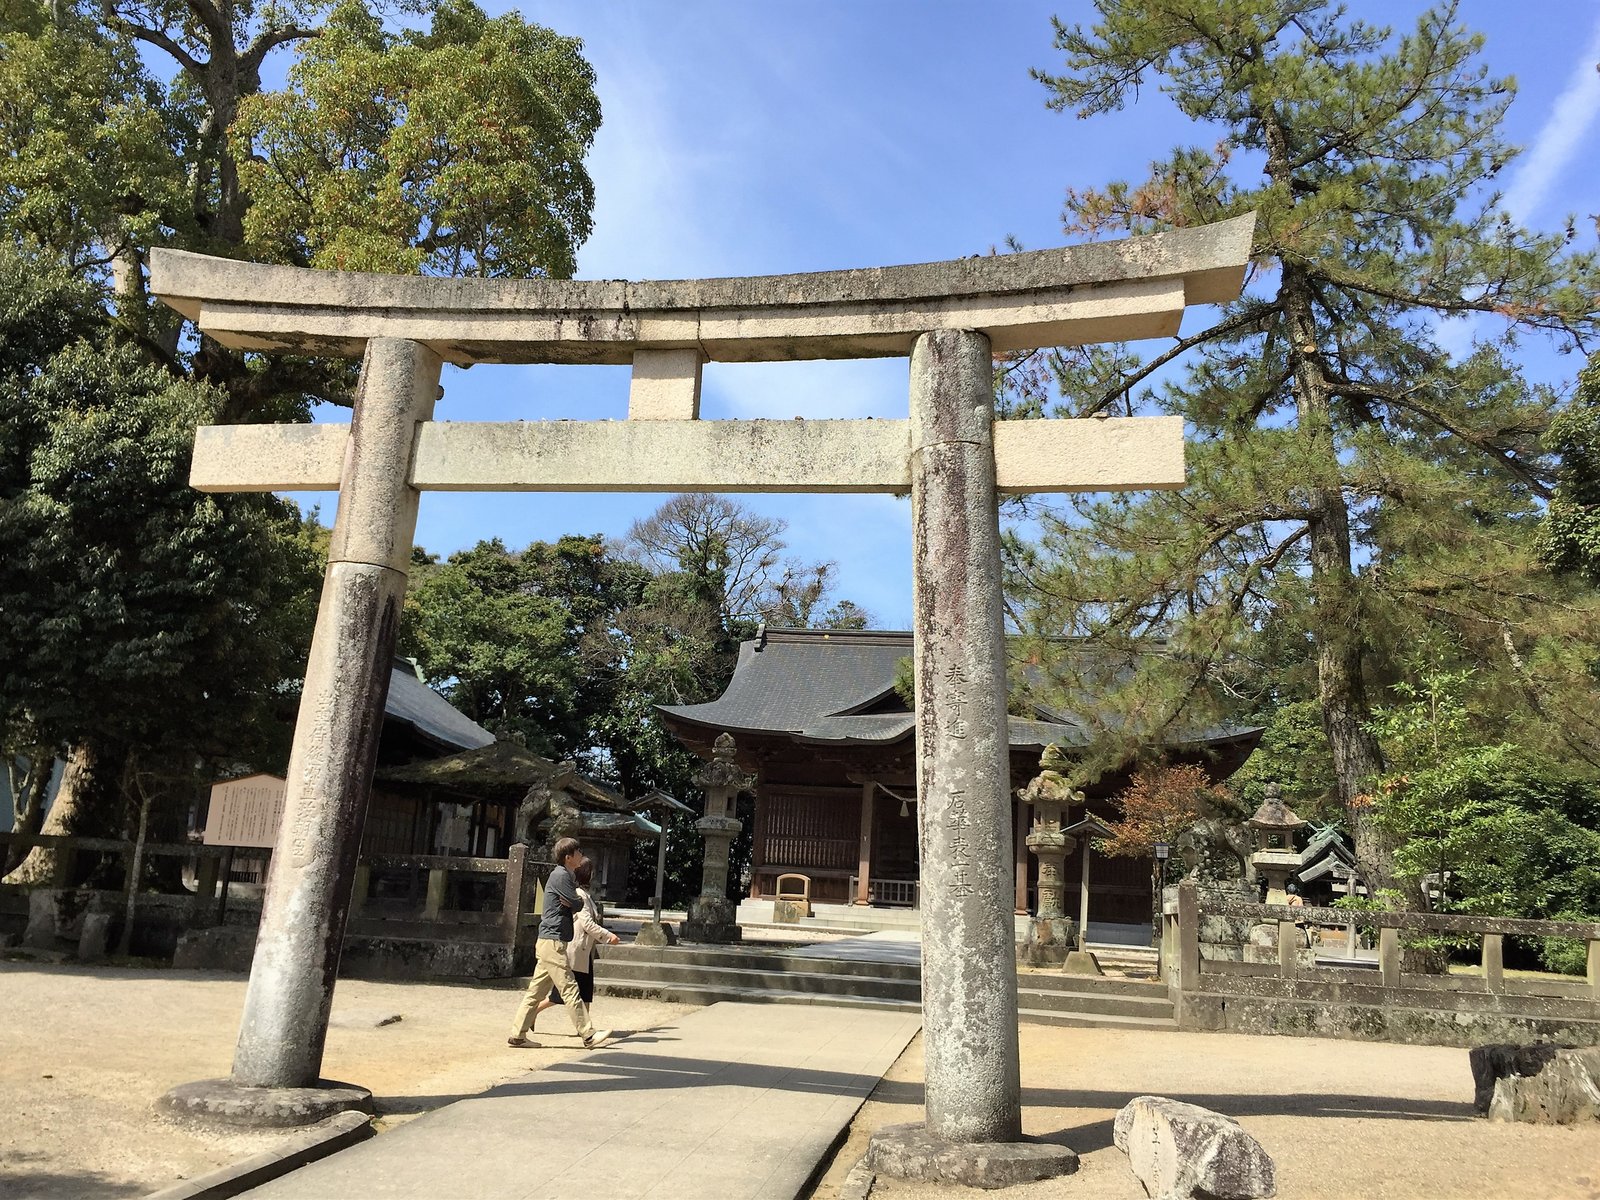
[1471,1043,1600,1124]
[1113,1095,1276,1200]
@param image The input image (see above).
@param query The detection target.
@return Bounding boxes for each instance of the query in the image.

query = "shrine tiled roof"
[384,660,496,754]
[659,628,1260,754]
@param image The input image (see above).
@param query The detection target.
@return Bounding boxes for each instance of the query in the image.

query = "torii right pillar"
[868,330,1080,1184]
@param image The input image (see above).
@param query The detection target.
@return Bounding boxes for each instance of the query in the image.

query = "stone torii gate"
[149,214,1253,1175]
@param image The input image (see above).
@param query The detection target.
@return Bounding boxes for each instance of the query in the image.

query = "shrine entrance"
[149,211,1255,1166]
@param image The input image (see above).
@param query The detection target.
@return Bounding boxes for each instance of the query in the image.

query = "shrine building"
[659,627,1263,936]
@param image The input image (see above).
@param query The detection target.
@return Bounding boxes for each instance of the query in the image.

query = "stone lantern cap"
[1246,783,1307,835]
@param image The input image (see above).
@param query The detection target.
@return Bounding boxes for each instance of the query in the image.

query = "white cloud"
[1434,13,1600,359]
[1499,15,1600,225]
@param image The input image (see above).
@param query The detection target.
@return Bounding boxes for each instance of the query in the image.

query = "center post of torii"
[147,213,1254,1180]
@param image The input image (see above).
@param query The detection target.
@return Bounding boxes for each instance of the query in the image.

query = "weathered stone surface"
[230,339,441,1091]
[150,214,1256,364]
[158,1078,373,1129]
[1471,1043,1600,1123]
[1113,1095,1276,1200]
[24,889,56,948]
[190,415,1187,498]
[866,1122,1078,1190]
[76,912,110,962]
[683,896,742,944]
[772,899,809,925]
[633,921,676,947]
[628,347,702,420]
[1177,988,1600,1049]
[175,926,258,972]
[1063,949,1104,976]
[911,329,1021,1145]
[1018,917,1075,967]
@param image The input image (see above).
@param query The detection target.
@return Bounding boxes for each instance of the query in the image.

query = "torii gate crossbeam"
[149,214,1254,1166]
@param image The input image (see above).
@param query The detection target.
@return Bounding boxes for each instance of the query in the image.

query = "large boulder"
[1113,1096,1276,1200]
[1470,1043,1600,1124]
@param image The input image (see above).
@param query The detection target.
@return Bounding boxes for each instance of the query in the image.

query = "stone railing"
[349,845,550,948]
[1160,879,1600,1047]
[1,833,550,974]
[0,831,271,942]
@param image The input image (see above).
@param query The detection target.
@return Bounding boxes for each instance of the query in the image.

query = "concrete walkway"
[243,1002,923,1200]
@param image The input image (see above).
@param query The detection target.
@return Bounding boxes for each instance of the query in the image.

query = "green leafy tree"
[0,0,601,847]
[401,535,649,765]
[232,0,600,277]
[0,248,322,879]
[1015,0,1600,899]
[1540,352,1600,586]
[1367,668,1600,967]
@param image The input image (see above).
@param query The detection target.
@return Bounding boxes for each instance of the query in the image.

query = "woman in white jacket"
[534,856,619,1031]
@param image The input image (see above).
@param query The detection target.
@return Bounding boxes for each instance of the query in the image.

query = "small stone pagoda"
[1247,783,1307,904]
[683,733,757,943]
[1017,747,1084,966]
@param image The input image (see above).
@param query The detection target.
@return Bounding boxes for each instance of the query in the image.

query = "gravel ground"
[5,958,1596,1200]
[811,1024,1600,1200]
[0,959,686,1200]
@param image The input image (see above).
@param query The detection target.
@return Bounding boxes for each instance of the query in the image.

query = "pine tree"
[1016,0,1599,898]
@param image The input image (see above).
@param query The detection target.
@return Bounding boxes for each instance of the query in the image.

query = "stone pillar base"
[633,921,677,947]
[866,1122,1078,1188]
[158,1078,372,1129]
[683,896,742,944]
[1063,949,1103,976]
[772,899,809,924]
[1017,917,1076,967]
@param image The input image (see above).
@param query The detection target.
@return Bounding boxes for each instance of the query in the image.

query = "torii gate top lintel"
[149,213,1254,366]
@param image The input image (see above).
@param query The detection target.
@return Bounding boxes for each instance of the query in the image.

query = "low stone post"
[1178,879,1201,989]
[162,339,441,1125]
[1379,926,1401,988]
[1482,932,1504,994]
[1017,749,1081,967]
[193,855,221,927]
[683,733,754,944]
[1277,919,1298,978]
[868,330,1076,1187]
[423,868,448,920]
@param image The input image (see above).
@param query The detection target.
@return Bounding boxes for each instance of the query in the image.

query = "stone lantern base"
[683,895,742,944]
[1017,916,1077,967]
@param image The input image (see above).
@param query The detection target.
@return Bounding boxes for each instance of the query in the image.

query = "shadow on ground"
[2,1150,147,1200]
[862,1079,1473,1154]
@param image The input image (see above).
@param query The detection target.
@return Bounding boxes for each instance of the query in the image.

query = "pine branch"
[1325,375,1554,498]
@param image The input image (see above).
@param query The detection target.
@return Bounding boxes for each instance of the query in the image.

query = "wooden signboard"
[204,774,287,848]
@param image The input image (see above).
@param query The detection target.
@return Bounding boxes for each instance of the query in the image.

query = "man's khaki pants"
[510,938,594,1041]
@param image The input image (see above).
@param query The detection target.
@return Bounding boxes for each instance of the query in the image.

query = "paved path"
[244,1002,922,1200]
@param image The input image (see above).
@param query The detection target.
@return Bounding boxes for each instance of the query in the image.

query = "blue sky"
[300,1,1600,630]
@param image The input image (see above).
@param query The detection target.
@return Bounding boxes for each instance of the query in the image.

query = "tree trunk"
[3,743,121,885]
[3,751,53,876]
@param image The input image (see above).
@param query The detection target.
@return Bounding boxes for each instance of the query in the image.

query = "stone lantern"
[1017,746,1083,967]
[1247,782,1306,904]
[683,732,756,943]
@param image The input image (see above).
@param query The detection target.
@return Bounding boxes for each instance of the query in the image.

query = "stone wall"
[1165,882,1600,1048]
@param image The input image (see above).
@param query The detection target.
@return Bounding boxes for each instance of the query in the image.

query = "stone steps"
[593,942,1176,1030]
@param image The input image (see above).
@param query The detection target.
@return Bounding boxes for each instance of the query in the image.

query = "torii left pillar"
[162,338,440,1123]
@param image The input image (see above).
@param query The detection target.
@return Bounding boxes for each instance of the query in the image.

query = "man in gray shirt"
[508,837,614,1049]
